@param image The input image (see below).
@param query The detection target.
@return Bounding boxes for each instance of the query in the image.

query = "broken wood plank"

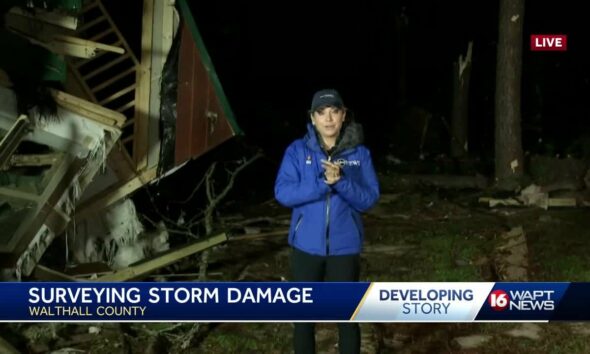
[478,197,522,207]
[89,27,115,42]
[0,115,30,170]
[95,0,139,66]
[83,53,131,81]
[17,31,125,59]
[6,153,61,168]
[4,11,74,41]
[8,7,79,30]
[133,0,154,171]
[99,84,136,105]
[51,89,126,127]
[96,233,228,281]
[91,67,137,94]
[479,196,577,208]
[548,198,577,207]
[107,143,136,181]
[0,186,41,202]
[33,265,79,282]
[363,244,416,255]
[54,34,125,57]
[77,15,107,32]
[229,229,289,242]
[75,166,157,218]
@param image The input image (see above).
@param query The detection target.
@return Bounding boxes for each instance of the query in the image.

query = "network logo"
[488,289,510,311]
[487,288,555,312]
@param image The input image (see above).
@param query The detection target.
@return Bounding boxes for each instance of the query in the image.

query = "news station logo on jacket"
[274,121,380,256]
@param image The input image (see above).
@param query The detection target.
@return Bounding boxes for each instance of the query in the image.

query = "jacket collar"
[304,121,364,156]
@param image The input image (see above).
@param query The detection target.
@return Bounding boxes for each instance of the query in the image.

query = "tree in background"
[494,0,525,189]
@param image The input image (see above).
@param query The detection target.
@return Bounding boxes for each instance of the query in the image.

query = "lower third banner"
[0,282,585,322]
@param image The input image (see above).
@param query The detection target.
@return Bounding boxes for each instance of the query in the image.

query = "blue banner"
[0,282,369,322]
[2,282,590,322]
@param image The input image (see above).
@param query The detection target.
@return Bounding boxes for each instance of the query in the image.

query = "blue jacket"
[274,122,380,256]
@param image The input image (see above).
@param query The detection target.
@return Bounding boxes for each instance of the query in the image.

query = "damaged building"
[0,0,241,281]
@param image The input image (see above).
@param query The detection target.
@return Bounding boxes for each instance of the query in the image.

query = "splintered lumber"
[44,35,125,58]
[33,265,79,282]
[75,166,157,218]
[0,115,30,170]
[95,233,228,281]
[478,196,576,209]
[548,198,576,207]
[8,7,79,30]
[229,229,290,242]
[51,89,125,128]
[478,197,522,207]
[3,153,61,169]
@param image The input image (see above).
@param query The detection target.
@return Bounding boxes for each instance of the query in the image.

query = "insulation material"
[71,199,169,270]
[0,84,121,275]
[15,224,55,280]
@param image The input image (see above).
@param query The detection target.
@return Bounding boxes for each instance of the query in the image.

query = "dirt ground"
[3,178,590,353]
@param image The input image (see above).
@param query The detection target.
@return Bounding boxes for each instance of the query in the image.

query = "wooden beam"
[75,166,157,218]
[77,16,107,33]
[51,89,125,127]
[133,0,155,171]
[146,0,175,169]
[89,27,114,42]
[16,8,78,30]
[107,143,136,181]
[39,154,66,194]
[96,233,228,281]
[99,84,136,105]
[96,0,139,66]
[47,34,125,58]
[4,10,75,39]
[116,100,136,113]
[548,198,577,207]
[91,67,137,94]
[0,186,41,202]
[8,153,61,167]
[229,229,289,242]
[83,53,131,81]
[0,115,30,170]
[33,265,79,281]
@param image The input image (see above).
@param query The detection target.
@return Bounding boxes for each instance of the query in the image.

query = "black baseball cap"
[310,89,344,112]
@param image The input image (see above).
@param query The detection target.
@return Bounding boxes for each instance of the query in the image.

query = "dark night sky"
[121,1,590,222]
[186,1,590,162]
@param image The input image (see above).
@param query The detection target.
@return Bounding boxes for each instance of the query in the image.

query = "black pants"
[290,247,361,354]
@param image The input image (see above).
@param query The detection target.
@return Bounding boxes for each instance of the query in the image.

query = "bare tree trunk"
[495,0,525,187]
[197,153,263,280]
[451,42,473,158]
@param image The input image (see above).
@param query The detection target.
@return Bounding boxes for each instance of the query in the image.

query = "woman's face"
[311,106,346,140]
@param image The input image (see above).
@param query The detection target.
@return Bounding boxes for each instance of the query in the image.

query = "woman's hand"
[321,160,341,185]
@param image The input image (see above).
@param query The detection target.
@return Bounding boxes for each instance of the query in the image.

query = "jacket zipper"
[293,214,303,243]
[325,155,331,255]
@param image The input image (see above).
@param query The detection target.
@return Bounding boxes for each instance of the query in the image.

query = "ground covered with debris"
[2,173,590,353]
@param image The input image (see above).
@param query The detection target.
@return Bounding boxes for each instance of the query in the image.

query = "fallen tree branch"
[229,228,290,242]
